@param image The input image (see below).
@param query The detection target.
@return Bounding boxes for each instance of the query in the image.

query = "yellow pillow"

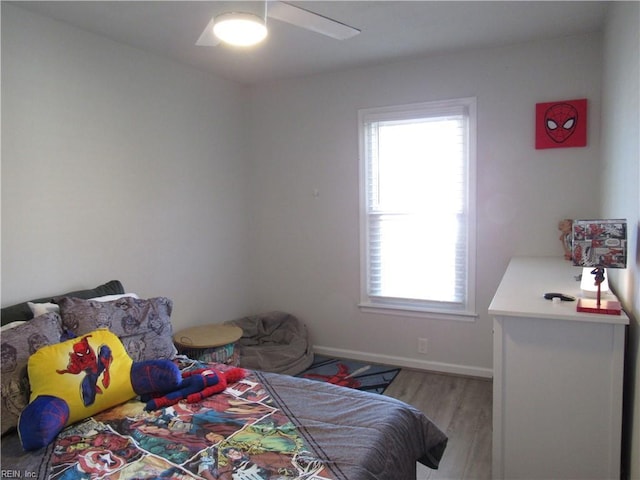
[27,328,135,426]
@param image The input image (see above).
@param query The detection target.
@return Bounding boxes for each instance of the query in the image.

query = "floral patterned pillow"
[58,296,177,362]
[1,312,63,434]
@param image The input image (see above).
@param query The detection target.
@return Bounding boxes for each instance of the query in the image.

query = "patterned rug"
[297,354,401,394]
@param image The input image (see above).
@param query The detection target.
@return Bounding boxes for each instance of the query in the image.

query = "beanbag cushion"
[226,311,313,375]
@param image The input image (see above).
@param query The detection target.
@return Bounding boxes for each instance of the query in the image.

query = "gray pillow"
[1,313,63,435]
[58,296,177,362]
[1,280,124,326]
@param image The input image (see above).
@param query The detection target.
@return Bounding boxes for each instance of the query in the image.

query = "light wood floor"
[384,369,492,480]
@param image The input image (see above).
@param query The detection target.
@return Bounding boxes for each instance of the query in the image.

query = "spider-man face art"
[535,98,587,149]
[544,103,577,143]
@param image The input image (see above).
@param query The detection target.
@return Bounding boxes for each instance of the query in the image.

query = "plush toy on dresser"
[558,218,573,260]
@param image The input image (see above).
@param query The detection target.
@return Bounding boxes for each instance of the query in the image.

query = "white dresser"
[489,256,628,480]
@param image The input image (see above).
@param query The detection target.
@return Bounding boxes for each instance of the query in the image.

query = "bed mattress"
[1,358,447,479]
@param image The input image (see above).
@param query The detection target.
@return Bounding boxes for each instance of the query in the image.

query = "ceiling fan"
[196,1,360,47]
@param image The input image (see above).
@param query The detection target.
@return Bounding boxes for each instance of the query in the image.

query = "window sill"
[358,302,478,322]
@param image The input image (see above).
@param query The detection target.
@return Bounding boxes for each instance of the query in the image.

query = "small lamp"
[571,219,627,315]
[580,266,610,297]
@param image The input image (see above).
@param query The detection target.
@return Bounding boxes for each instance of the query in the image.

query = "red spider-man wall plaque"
[535,98,587,149]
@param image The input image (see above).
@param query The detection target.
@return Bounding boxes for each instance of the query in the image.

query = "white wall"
[1,4,254,328]
[1,3,608,377]
[4,2,637,473]
[601,3,640,478]
[248,33,603,375]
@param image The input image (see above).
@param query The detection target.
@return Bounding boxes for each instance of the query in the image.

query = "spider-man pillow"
[18,329,181,451]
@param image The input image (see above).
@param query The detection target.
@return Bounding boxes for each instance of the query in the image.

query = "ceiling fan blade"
[195,1,359,46]
[267,1,360,40]
[196,17,220,46]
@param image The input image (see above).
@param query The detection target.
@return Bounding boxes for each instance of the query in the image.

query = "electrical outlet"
[418,337,428,354]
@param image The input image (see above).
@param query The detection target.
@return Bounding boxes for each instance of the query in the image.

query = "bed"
[1,281,447,479]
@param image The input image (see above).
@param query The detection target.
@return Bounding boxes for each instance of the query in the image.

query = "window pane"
[359,98,475,315]
[375,118,464,214]
[369,213,461,302]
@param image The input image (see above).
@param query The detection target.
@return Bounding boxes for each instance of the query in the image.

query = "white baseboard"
[312,345,493,379]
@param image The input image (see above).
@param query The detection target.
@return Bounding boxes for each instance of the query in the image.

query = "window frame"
[358,97,477,321]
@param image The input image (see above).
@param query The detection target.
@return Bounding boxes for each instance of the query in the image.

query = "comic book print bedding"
[1,357,447,480]
[48,358,338,479]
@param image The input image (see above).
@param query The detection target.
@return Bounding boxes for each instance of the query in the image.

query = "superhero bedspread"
[2,358,447,479]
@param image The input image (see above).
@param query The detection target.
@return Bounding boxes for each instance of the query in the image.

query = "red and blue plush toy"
[143,367,246,410]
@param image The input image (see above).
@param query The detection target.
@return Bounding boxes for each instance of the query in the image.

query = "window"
[358,98,476,319]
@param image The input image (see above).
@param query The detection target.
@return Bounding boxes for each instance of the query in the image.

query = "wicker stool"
[173,324,242,365]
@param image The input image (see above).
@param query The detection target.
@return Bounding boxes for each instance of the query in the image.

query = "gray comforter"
[258,372,448,478]
[1,366,447,479]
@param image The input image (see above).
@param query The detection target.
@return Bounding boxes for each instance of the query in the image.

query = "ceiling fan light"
[213,12,267,47]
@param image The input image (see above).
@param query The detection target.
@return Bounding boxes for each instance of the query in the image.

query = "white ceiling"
[10,1,609,85]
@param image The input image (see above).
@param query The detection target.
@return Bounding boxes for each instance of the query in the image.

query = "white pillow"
[0,320,26,331]
[27,294,139,318]
[27,302,59,317]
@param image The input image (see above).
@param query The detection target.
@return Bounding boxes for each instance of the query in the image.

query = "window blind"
[361,102,472,312]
